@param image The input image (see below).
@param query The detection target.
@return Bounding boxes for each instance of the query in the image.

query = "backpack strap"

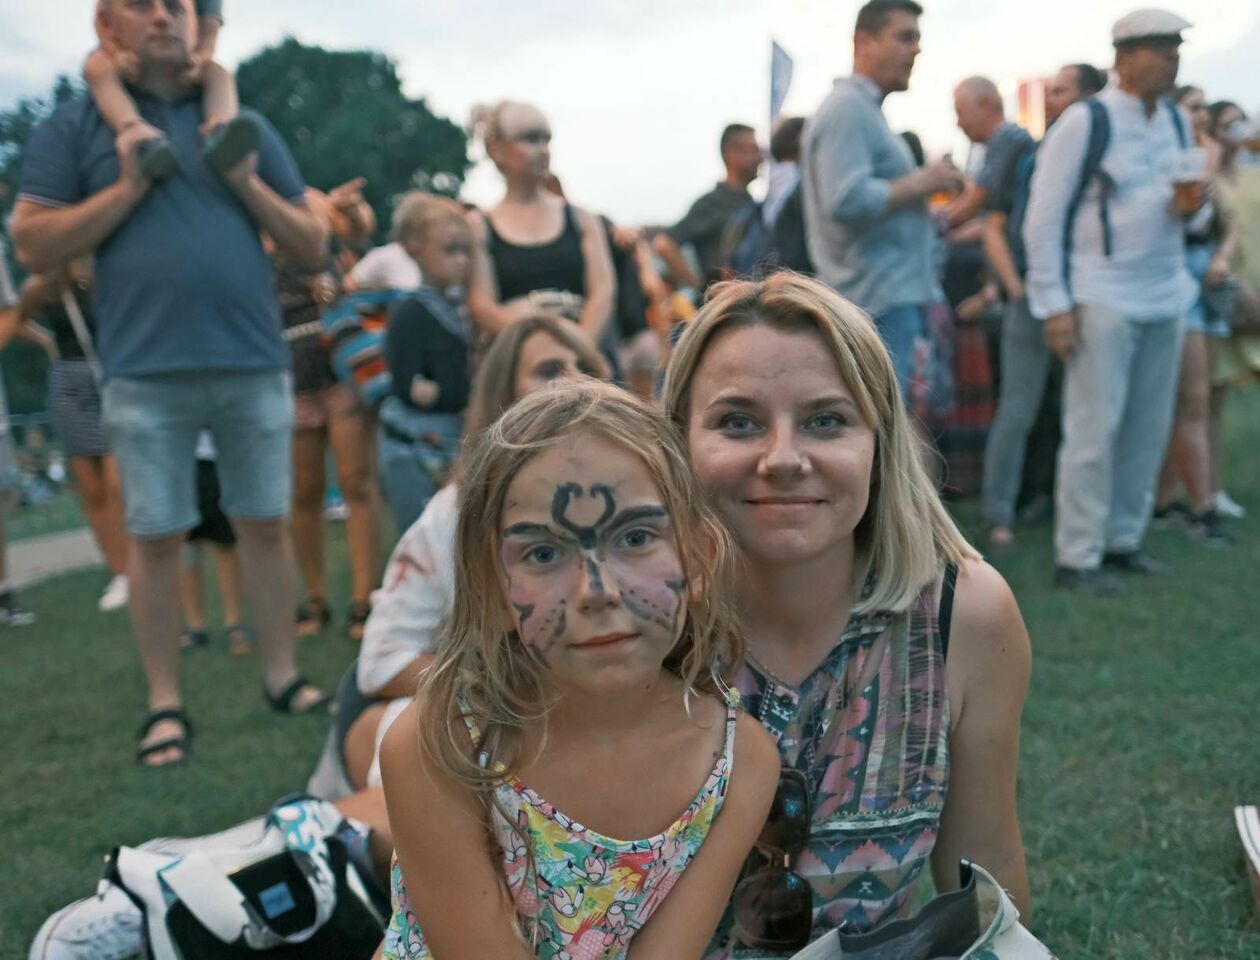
[1063,99,1114,276]
[1163,99,1190,149]
[939,563,959,662]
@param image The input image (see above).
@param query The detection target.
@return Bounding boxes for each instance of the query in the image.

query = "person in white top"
[1023,8,1199,595]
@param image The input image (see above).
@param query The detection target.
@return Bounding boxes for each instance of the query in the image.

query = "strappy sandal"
[179,628,211,652]
[202,114,262,175]
[226,624,257,657]
[136,708,192,767]
[346,601,371,643]
[264,676,330,714]
[295,598,331,638]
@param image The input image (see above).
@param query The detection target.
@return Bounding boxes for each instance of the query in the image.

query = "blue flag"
[771,40,794,124]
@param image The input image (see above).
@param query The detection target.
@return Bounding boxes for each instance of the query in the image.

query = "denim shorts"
[102,370,293,538]
[1185,244,1233,338]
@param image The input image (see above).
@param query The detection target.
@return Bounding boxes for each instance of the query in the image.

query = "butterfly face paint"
[499,436,688,688]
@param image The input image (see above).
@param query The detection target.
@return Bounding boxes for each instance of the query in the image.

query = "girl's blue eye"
[526,544,559,565]
[619,528,657,550]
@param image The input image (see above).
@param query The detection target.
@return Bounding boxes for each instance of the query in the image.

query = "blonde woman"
[663,273,1031,954]
[466,101,615,349]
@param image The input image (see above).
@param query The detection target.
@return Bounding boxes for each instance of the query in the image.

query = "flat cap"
[1113,8,1192,45]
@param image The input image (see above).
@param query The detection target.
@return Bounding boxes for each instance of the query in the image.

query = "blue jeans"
[981,298,1052,527]
[102,370,293,538]
[376,397,462,533]
[873,303,926,400]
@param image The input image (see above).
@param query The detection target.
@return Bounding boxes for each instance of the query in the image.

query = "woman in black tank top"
[467,101,614,346]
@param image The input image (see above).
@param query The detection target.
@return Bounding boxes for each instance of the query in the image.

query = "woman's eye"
[533,361,565,381]
[525,544,560,565]
[619,528,658,550]
[717,412,757,432]
[806,412,845,430]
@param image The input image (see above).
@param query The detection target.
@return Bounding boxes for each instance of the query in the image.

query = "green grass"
[6,487,88,543]
[3,395,1260,958]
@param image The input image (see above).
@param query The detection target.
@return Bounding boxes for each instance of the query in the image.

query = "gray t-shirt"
[18,93,304,380]
[978,122,1036,209]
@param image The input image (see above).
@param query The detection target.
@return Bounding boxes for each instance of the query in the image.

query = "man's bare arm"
[11,126,154,275]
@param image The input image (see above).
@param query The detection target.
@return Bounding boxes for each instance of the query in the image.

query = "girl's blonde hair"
[463,315,610,443]
[662,272,978,614]
[418,379,741,793]
[389,191,471,246]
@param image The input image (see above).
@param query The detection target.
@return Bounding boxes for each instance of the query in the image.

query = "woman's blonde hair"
[389,191,471,246]
[662,273,977,614]
[468,100,546,147]
[418,379,741,794]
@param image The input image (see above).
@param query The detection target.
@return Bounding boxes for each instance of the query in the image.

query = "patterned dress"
[384,701,739,959]
[708,579,950,957]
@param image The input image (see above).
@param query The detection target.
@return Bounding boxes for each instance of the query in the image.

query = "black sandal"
[136,708,192,767]
[202,114,262,175]
[295,598,331,638]
[179,628,211,652]
[225,624,257,657]
[265,676,330,714]
[346,601,371,643]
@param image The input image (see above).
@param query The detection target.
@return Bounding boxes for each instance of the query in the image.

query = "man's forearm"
[234,175,326,271]
[651,234,701,289]
[885,169,932,213]
[983,214,1024,299]
[12,185,145,274]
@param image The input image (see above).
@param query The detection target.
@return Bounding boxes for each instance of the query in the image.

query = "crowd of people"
[6,0,1260,957]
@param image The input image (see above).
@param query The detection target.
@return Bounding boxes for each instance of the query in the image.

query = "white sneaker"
[28,885,143,960]
[1215,490,1247,519]
[97,575,129,613]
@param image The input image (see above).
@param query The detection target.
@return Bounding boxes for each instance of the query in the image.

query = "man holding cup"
[1023,9,1199,594]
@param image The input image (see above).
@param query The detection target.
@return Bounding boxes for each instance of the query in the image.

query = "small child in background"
[378,381,778,959]
[376,193,476,533]
[178,432,252,655]
[86,0,259,179]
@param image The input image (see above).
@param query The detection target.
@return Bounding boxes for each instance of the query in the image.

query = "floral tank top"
[708,578,950,957]
[383,700,739,959]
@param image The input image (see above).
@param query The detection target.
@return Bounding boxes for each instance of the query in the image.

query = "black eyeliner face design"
[552,483,617,551]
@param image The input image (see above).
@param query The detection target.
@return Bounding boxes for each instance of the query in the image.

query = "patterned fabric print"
[708,581,949,958]
[384,704,738,959]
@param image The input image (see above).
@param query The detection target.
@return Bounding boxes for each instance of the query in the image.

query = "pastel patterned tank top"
[384,701,739,959]
[708,579,950,957]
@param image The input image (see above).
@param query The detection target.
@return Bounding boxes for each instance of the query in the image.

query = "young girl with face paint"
[377,381,779,959]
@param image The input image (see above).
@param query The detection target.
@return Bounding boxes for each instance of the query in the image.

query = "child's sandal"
[202,114,262,175]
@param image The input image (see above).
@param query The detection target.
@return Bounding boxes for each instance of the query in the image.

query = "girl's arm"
[378,703,535,960]
[574,206,616,342]
[84,47,144,136]
[627,713,780,959]
[931,559,1032,920]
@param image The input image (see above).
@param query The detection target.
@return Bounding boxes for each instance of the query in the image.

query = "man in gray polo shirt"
[1023,9,1198,594]
[12,0,328,765]
[801,0,964,398]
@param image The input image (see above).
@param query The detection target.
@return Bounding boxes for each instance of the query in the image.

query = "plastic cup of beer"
[1172,147,1208,215]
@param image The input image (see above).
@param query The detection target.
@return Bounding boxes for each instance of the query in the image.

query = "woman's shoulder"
[943,559,1031,700]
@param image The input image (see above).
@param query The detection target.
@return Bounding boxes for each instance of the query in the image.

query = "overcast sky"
[3,0,1257,225]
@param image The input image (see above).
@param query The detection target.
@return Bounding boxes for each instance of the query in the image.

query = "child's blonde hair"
[663,273,978,614]
[418,379,741,792]
[390,191,471,247]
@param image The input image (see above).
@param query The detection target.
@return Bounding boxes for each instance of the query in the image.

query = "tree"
[237,37,470,238]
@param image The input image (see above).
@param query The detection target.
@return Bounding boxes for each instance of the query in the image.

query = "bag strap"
[1063,99,1113,277]
[939,563,959,662]
[59,285,102,386]
[1164,99,1190,149]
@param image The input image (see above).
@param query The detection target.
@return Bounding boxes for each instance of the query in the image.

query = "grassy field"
[2,392,1260,958]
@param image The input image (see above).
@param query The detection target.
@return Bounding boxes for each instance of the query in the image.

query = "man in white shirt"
[1023,9,1198,594]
